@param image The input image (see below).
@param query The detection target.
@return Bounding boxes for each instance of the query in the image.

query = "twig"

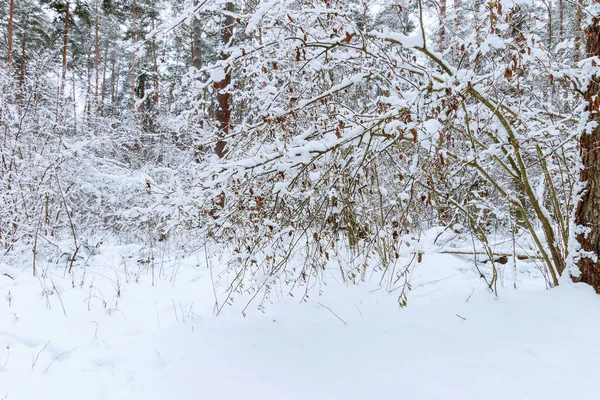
[465,288,475,302]
[351,301,363,318]
[172,299,178,321]
[205,243,219,314]
[1,345,9,369]
[317,302,347,326]
[91,321,99,338]
[32,340,51,370]
[440,250,536,260]
[455,314,466,321]
[44,347,76,373]
[51,280,67,315]
[55,175,79,274]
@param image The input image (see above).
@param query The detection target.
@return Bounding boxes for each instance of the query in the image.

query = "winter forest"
[2,0,600,398]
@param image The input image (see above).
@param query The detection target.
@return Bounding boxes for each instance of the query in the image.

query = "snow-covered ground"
[1,248,599,400]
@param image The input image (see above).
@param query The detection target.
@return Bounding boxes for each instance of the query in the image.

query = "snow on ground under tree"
[1,249,598,400]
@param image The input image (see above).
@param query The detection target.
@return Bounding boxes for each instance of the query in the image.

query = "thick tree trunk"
[214,2,234,158]
[575,0,584,62]
[7,0,14,72]
[576,4,600,292]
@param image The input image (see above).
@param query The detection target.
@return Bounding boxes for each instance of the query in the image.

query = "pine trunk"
[7,0,14,71]
[439,0,446,51]
[58,2,70,122]
[100,42,109,116]
[110,56,116,112]
[559,0,564,41]
[19,32,27,98]
[94,0,100,114]
[546,1,552,49]
[215,2,233,158]
[62,3,69,85]
[152,17,159,108]
[192,0,203,70]
[576,4,600,292]
[131,0,137,109]
[575,0,583,62]
[62,3,70,85]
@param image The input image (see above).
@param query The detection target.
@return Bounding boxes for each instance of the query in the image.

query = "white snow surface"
[1,248,599,400]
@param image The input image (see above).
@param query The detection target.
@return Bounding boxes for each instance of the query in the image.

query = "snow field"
[1,250,599,400]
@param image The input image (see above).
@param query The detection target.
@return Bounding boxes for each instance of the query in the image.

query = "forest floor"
[1,246,599,400]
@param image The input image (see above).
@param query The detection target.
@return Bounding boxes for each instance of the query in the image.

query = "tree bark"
[192,0,203,71]
[214,2,234,158]
[453,0,462,61]
[575,0,584,62]
[152,17,159,108]
[7,0,14,72]
[453,0,461,25]
[576,2,600,292]
[546,0,552,49]
[131,0,137,109]
[439,0,446,51]
[95,0,100,113]
[62,3,70,86]
[100,41,109,116]
[57,2,70,122]
[86,49,92,119]
[559,0,564,42]
[110,56,116,112]
[19,32,27,98]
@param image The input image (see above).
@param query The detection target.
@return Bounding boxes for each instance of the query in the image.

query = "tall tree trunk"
[86,49,92,119]
[168,50,180,110]
[100,42,109,116]
[58,2,70,122]
[72,71,77,133]
[7,0,14,72]
[131,0,137,109]
[575,0,584,62]
[152,17,159,108]
[94,0,100,114]
[62,3,70,86]
[439,0,446,51]
[453,0,462,61]
[453,0,461,26]
[214,2,234,158]
[19,32,27,100]
[110,56,116,112]
[559,0,564,41]
[545,0,552,49]
[575,1,600,292]
[192,0,203,71]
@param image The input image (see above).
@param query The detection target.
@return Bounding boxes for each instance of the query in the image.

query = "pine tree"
[575,0,600,292]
